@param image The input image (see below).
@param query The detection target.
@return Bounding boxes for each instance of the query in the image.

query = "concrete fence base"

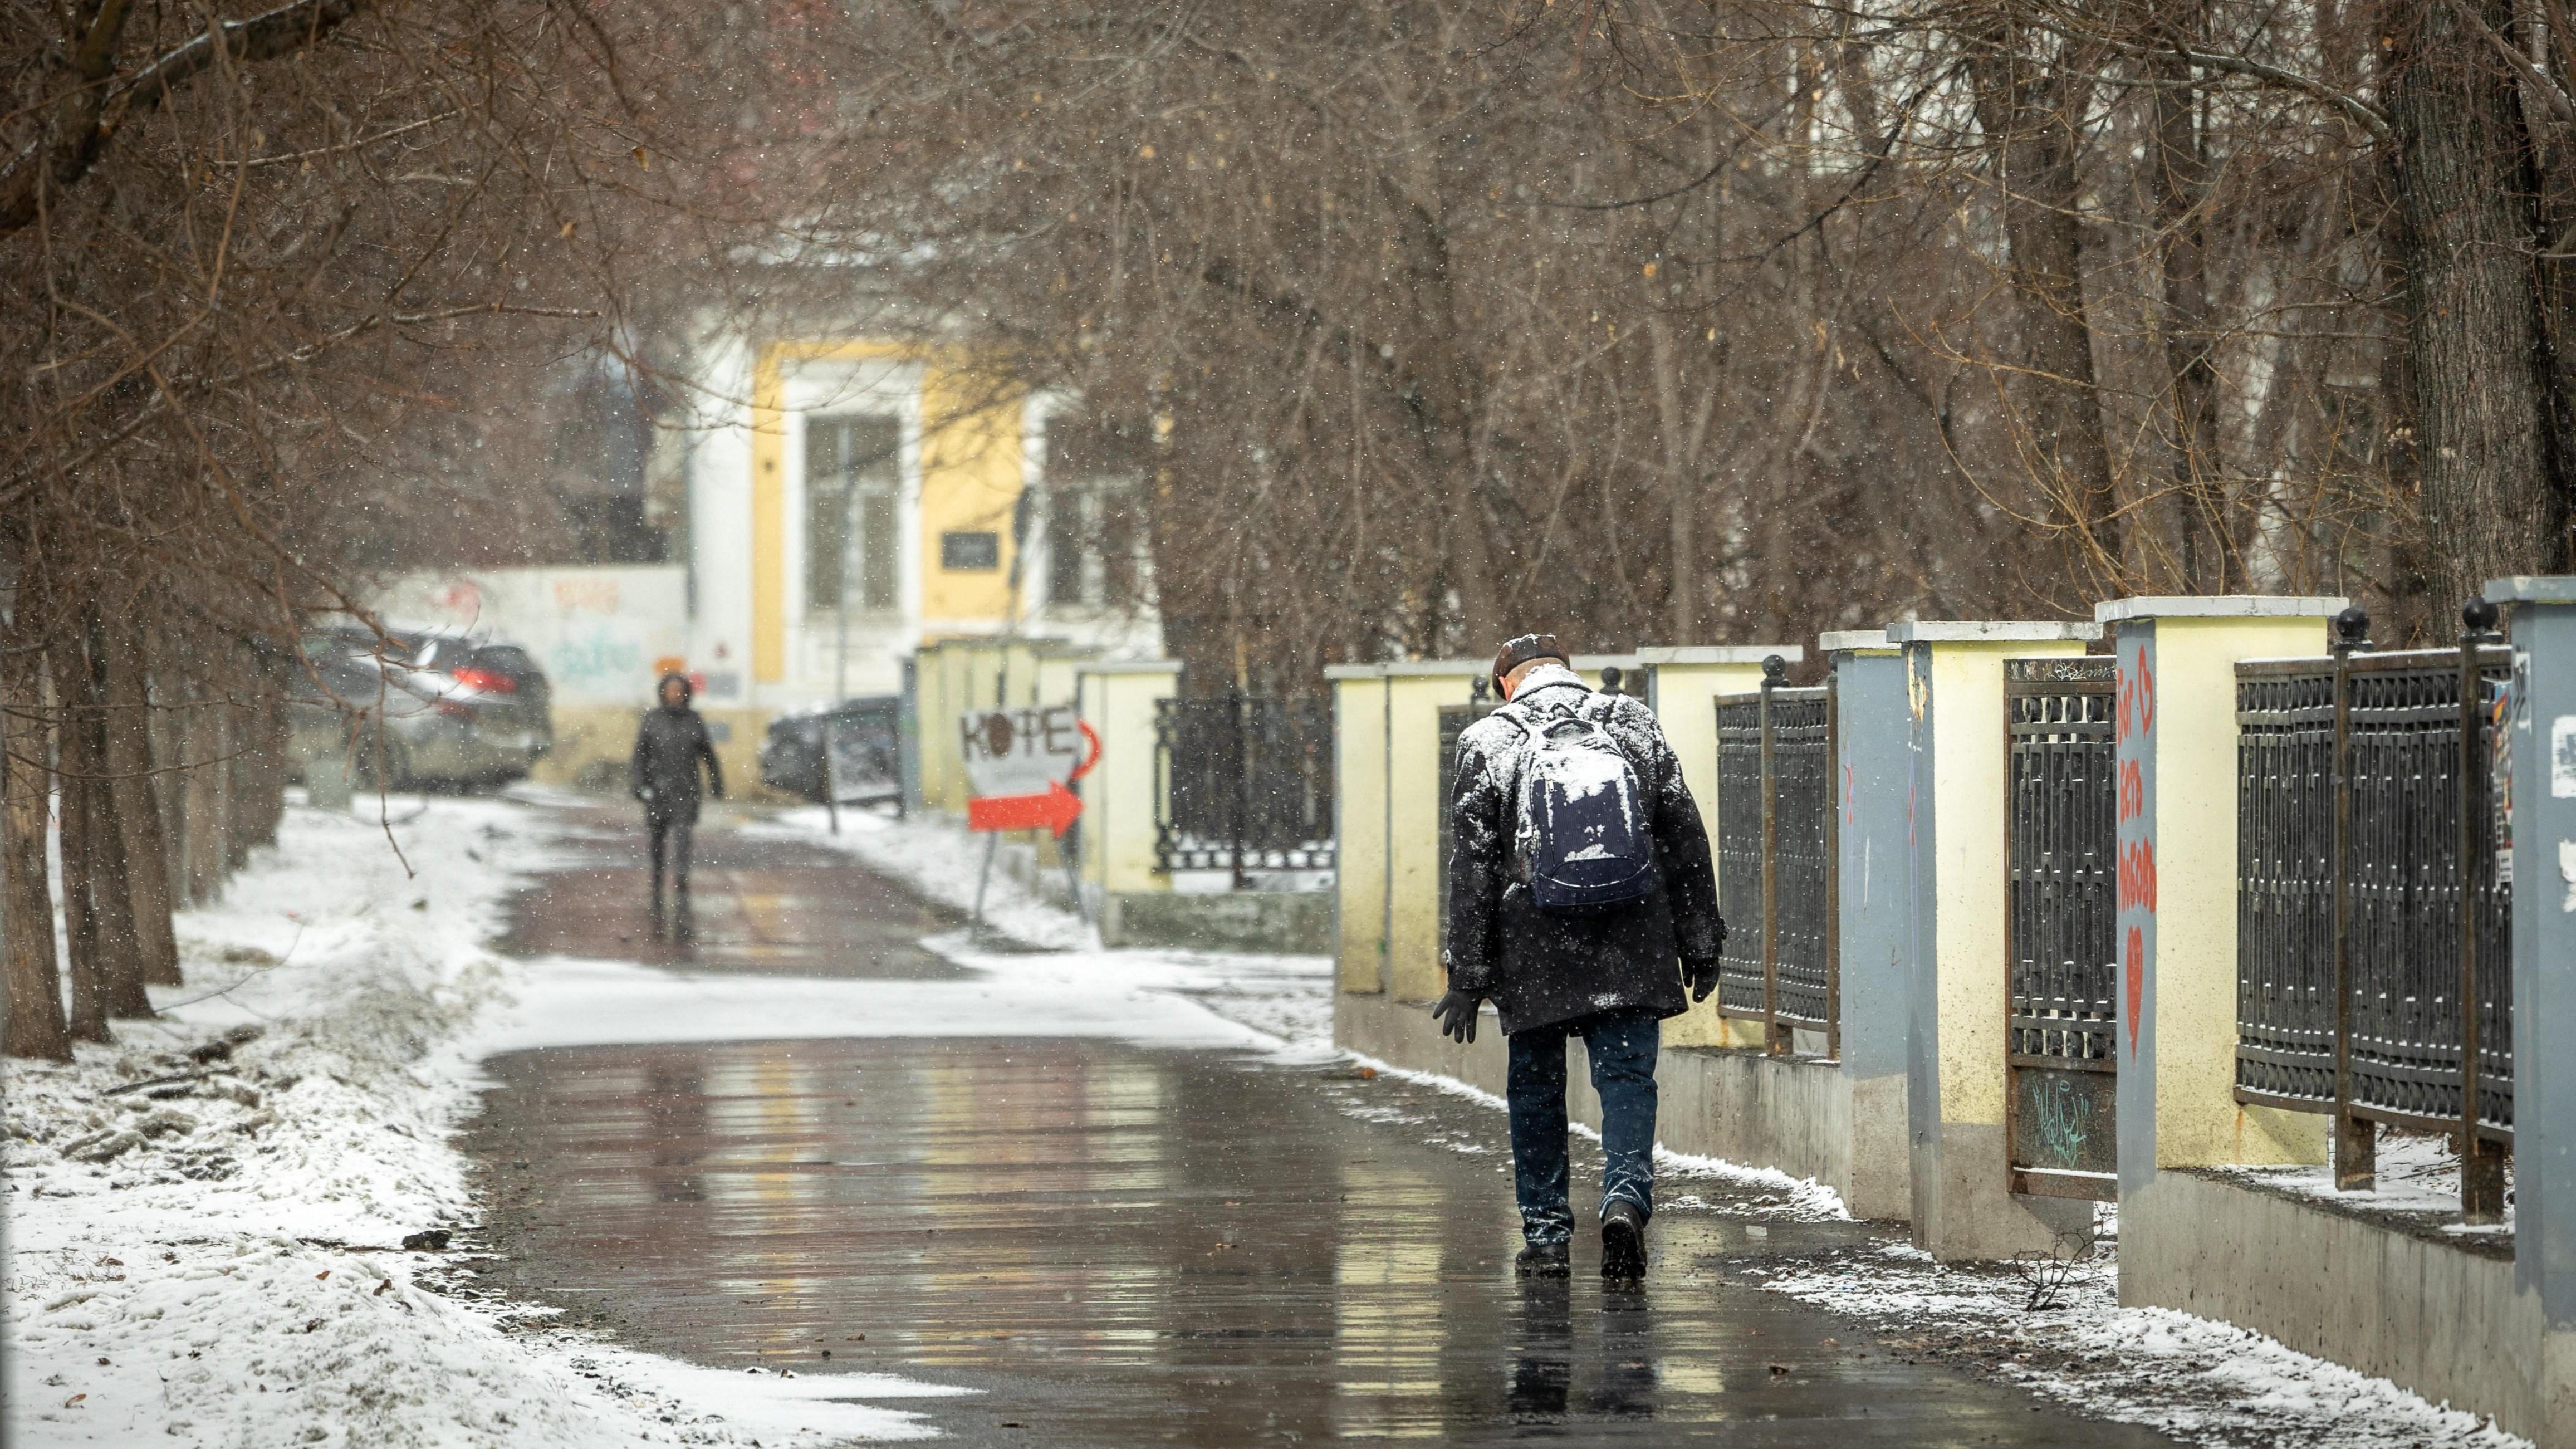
[1098,889,1334,952]
[2123,1169,2563,1447]
[1334,990,1912,1221]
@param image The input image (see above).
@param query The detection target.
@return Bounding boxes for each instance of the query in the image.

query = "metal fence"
[1153,692,1336,884]
[2004,656,2119,1201]
[2235,608,2512,1218]
[1713,657,1835,1053]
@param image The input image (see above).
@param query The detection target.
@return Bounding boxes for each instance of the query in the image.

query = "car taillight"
[452,667,517,694]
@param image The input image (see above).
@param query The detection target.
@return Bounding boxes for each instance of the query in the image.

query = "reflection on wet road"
[464,810,2173,1446]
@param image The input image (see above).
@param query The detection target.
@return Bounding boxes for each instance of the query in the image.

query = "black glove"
[1683,959,1720,1003]
[1431,990,1485,1044]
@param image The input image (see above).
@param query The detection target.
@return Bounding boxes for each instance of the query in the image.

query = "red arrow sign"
[966,780,1083,838]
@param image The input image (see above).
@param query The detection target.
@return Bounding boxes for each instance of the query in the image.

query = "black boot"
[1515,1240,1570,1277]
[1600,1199,1647,1281]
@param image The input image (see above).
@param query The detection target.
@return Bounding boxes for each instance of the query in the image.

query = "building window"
[1043,412,1147,611]
[806,414,901,614]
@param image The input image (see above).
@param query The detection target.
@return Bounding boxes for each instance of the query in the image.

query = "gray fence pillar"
[2491,575,2576,1446]
[1825,630,1912,1221]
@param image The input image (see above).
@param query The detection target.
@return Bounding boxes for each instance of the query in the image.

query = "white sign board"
[959,706,1086,800]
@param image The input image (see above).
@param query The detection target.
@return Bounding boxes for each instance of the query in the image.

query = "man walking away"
[631,672,724,932]
[1434,634,1725,1281]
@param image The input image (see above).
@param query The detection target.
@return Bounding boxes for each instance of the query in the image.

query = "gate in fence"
[1712,656,1836,1055]
[2234,605,2513,1221]
[1153,690,1336,886]
[2003,655,2120,1201]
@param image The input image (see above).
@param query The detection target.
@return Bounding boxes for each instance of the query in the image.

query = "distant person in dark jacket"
[1436,634,1724,1281]
[631,673,723,927]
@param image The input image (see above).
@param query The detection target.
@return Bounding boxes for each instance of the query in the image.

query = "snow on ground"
[6,791,2525,1449]
[466,938,1336,1063]
[2220,1128,2516,1240]
[1758,1240,2527,1448]
[733,805,1338,1057]
[4,794,958,1448]
[738,806,1090,950]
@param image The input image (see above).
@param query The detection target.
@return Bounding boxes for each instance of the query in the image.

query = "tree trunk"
[65,608,152,1019]
[1,636,70,1061]
[57,649,110,1042]
[224,663,256,874]
[1970,29,2122,584]
[241,677,288,854]
[1647,311,1702,644]
[180,698,226,905]
[2385,0,2568,610]
[105,619,180,986]
[152,666,188,899]
[2147,38,2229,593]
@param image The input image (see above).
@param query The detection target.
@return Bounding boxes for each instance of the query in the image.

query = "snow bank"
[3,794,953,1447]
[1760,1244,2529,1448]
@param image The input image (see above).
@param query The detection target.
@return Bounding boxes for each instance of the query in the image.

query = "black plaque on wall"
[941,531,1001,571]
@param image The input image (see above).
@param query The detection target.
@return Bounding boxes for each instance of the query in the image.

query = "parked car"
[287,627,554,789]
[760,696,904,807]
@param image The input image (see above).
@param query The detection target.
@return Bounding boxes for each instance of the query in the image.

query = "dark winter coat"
[1442,667,1723,1035]
[631,684,723,823]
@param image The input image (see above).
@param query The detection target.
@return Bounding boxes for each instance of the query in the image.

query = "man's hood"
[656,672,695,711]
[1507,661,1589,701]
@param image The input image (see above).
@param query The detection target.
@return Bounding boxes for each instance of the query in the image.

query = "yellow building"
[381,335,1162,794]
[676,337,1157,715]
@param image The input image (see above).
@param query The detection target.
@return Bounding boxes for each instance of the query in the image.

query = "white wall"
[373,565,692,709]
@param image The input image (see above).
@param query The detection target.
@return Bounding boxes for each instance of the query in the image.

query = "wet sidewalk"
[461,805,2176,1447]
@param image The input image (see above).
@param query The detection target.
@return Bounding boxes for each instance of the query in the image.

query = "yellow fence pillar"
[1891,620,2099,1261]
[911,642,952,817]
[934,643,974,814]
[1329,666,1392,995]
[1328,662,1489,1004]
[1074,662,1181,916]
[1639,645,1805,1049]
[2100,598,2341,1194]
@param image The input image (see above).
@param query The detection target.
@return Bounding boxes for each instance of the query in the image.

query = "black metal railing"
[2004,655,2119,1201]
[1153,691,1336,883]
[1713,657,1836,1053]
[2235,604,2512,1219]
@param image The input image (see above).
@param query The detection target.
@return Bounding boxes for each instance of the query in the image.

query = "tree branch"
[0,0,373,236]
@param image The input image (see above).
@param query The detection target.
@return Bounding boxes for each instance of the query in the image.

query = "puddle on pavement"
[459,1033,2178,1447]
[461,809,2169,1445]
[492,807,972,978]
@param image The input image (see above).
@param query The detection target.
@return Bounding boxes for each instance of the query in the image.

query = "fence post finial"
[1599,665,1624,697]
[2461,596,2501,639]
[1761,653,1787,687]
[2330,606,2371,655]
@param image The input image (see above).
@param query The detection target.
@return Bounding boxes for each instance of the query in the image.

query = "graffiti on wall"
[2115,640,2157,1056]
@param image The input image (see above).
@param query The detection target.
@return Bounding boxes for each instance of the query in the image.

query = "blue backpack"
[1502,700,1658,914]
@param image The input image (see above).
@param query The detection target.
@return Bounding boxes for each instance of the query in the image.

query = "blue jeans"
[1506,1010,1659,1245]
